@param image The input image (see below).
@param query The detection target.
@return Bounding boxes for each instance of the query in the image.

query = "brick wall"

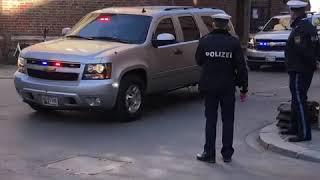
[0,0,236,61]
[0,0,236,37]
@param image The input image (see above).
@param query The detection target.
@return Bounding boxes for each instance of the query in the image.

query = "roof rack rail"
[195,7,217,10]
[306,11,316,15]
[164,7,192,11]
[163,6,217,11]
[280,11,289,15]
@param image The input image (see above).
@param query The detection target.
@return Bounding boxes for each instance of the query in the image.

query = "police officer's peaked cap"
[211,13,231,20]
[287,0,308,9]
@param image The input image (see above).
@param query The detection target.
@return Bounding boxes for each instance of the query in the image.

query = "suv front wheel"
[115,75,145,122]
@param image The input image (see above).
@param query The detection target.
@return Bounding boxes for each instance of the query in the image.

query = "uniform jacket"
[195,29,248,94]
[285,15,320,73]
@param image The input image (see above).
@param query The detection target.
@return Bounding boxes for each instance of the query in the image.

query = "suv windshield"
[263,17,291,32]
[67,13,152,44]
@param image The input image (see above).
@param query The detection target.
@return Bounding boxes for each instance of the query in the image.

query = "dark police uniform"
[285,15,320,141]
[195,29,248,159]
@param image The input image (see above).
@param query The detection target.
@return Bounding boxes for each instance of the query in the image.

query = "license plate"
[266,56,276,62]
[42,96,58,106]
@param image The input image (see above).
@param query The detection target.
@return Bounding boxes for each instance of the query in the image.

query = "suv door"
[148,17,183,92]
[173,15,201,86]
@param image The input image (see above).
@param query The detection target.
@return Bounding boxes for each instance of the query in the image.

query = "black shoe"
[288,136,311,142]
[196,152,215,163]
[280,130,298,135]
[223,157,232,163]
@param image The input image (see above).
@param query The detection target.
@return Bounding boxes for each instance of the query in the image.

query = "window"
[313,16,320,30]
[201,16,214,32]
[178,16,200,41]
[154,18,176,39]
[68,13,152,44]
[201,16,236,36]
[263,17,291,32]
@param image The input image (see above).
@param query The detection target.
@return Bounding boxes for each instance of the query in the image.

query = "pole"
[236,0,252,47]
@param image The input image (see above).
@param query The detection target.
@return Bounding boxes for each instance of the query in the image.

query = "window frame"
[152,16,178,45]
[176,15,201,42]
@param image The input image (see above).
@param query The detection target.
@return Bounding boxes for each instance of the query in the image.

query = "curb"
[258,123,320,163]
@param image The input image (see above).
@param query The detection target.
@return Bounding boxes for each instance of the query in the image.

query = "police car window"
[201,16,214,32]
[263,17,291,32]
[178,16,200,41]
[154,18,177,40]
[313,16,320,30]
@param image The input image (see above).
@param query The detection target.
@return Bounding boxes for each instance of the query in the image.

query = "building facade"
[0,0,287,62]
[0,0,239,62]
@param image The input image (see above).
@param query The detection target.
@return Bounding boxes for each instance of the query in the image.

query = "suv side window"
[154,18,177,41]
[178,16,200,41]
[201,16,214,32]
[201,15,237,37]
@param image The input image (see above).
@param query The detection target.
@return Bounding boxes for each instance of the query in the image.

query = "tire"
[247,63,260,71]
[115,75,146,122]
[28,103,55,113]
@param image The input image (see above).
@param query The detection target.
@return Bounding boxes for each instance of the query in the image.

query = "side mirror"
[62,27,71,36]
[152,33,176,47]
[258,26,264,31]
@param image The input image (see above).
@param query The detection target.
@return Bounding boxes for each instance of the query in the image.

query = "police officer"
[283,0,320,142]
[195,13,248,163]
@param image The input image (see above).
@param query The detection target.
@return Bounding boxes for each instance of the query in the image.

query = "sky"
[310,0,320,12]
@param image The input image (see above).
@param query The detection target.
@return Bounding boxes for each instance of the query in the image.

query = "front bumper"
[246,49,285,65]
[14,72,119,110]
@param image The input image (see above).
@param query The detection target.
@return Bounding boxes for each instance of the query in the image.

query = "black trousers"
[204,92,235,158]
[289,72,314,140]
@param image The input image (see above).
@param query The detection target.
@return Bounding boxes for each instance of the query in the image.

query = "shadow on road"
[250,65,286,73]
[25,88,202,125]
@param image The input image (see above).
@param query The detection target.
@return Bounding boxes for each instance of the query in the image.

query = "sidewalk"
[0,65,16,79]
[259,123,320,162]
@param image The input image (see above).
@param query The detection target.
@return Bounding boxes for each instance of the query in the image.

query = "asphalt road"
[0,68,319,180]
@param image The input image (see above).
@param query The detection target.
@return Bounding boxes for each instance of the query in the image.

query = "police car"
[247,12,320,70]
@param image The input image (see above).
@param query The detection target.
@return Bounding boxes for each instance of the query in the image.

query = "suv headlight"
[82,63,112,80]
[17,57,27,74]
[248,38,256,49]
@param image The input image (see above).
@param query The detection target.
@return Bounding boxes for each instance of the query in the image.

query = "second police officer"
[195,13,248,163]
[282,0,320,142]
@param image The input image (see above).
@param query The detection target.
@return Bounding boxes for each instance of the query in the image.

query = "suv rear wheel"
[115,75,146,122]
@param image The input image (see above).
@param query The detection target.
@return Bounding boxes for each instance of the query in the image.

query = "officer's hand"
[240,93,247,102]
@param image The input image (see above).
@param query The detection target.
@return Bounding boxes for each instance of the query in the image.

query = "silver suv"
[14,6,236,121]
[247,13,320,70]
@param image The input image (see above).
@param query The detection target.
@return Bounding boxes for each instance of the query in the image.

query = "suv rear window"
[178,16,200,41]
[201,16,214,32]
[201,16,236,36]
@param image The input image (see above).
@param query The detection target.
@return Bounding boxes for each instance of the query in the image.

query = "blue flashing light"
[259,42,268,46]
[42,62,48,65]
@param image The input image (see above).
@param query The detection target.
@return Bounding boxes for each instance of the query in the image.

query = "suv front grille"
[256,39,286,51]
[27,69,79,81]
[26,58,81,68]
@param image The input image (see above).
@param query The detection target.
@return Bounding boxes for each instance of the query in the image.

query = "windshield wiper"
[89,36,132,44]
[66,35,93,40]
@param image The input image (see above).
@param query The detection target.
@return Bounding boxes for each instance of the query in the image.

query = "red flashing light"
[98,16,112,22]
[55,62,61,67]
